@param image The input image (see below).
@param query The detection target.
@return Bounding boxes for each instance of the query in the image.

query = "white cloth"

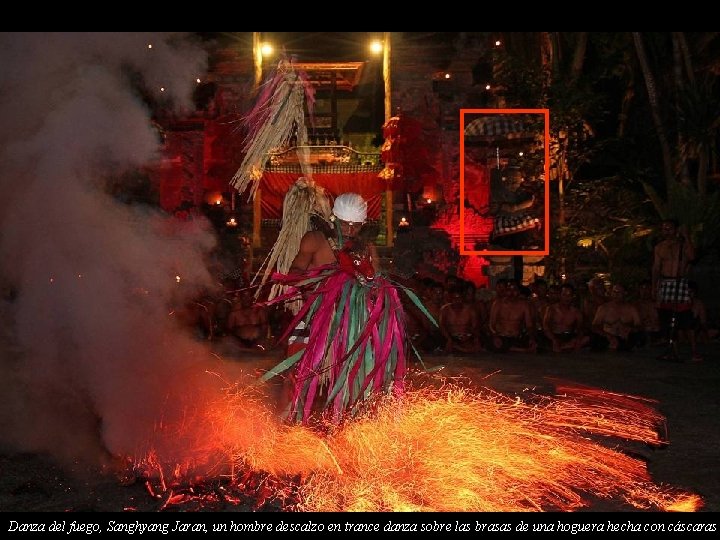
[333,193,367,223]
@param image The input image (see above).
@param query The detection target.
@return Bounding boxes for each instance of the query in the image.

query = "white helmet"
[332,193,367,223]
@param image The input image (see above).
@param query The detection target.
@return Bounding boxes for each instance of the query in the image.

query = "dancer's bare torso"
[290,230,338,271]
[290,230,379,273]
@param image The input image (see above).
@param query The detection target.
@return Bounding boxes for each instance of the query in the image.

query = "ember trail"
[134,384,703,512]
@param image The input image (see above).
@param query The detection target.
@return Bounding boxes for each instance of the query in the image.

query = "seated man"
[543,283,589,353]
[439,284,481,354]
[227,290,269,349]
[591,283,642,351]
[488,280,537,353]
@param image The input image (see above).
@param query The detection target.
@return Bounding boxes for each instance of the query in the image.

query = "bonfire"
[128,370,702,512]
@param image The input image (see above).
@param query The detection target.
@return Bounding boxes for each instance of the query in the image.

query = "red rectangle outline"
[459,108,550,257]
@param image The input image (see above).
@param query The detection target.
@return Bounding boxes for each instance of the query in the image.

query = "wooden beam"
[252,32,263,88]
[383,32,394,248]
[385,187,393,248]
[253,188,262,248]
[252,33,263,250]
[383,33,392,122]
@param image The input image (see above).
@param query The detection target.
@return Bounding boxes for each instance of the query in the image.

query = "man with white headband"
[261,191,429,426]
[289,192,378,277]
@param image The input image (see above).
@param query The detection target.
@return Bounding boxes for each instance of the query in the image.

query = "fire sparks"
[131,372,701,512]
[289,387,698,512]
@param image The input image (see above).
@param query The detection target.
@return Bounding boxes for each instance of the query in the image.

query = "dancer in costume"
[232,56,432,425]
[261,193,431,425]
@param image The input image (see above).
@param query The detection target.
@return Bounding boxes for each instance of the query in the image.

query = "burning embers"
[130,377,703,512]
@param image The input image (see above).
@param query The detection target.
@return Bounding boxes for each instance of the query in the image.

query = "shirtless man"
[290,213,378,272]
[285,194,379,356]
[543,283,589,353]
[272,192,393,423]
[227,290,269,349]
[439,284,481,354]
[591,283,642,351]
[488,280,536,352]
[651,219,699,360]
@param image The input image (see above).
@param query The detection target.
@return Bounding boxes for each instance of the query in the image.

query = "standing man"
[262,192,423,425]
[652,219,700,361]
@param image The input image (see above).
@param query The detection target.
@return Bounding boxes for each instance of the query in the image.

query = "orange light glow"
[369,40,383,55]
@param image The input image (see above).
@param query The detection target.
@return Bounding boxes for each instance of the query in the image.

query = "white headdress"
[332,193,367,223]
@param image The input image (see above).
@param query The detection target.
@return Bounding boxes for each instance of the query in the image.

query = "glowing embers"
[134,377,701,512]
[293,387,700,512]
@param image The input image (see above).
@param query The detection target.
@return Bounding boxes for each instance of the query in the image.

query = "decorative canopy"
[464,115,533,139]
[289,62,365,91]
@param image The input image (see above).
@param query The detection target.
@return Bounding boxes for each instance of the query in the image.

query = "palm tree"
[632,32,720,257]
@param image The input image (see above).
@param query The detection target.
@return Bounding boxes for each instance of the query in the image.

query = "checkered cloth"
[658,278,691,307]
[288,320,310,345]
[493,214,540,237]
[465,116,527,137]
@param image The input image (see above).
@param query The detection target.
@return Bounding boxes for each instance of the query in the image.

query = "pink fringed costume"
[261,232,431,425]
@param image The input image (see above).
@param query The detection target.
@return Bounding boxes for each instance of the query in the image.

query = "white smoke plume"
[0,32,227,467]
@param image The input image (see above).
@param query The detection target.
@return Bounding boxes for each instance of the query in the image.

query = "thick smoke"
[0,33,227,467]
